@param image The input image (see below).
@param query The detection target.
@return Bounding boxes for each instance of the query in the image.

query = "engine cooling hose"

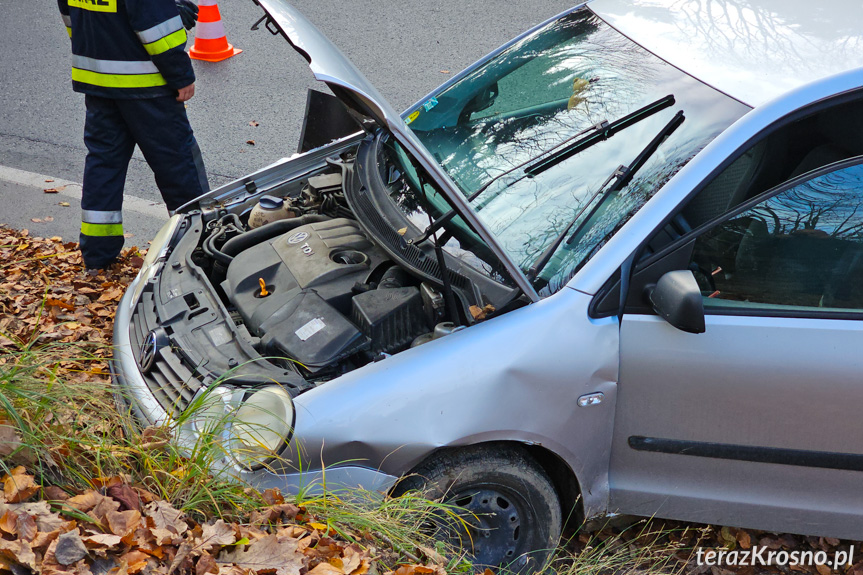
[221,214,331,258]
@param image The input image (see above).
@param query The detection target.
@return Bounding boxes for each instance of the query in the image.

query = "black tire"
[393,445,562,574]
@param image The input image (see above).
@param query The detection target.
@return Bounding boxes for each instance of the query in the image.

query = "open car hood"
[253,0,540,301]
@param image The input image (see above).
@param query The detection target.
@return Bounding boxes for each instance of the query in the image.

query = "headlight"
[231,386,295,469]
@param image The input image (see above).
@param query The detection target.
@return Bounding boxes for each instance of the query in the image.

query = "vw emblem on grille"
[139,331,159,374]
[287,231,310,244]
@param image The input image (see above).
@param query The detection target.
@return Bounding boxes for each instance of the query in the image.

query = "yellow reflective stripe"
[81,222,124,237]
[72,68,167,88]
[68,0,117,13]
[142,29,187,56]
[66,27,72,38]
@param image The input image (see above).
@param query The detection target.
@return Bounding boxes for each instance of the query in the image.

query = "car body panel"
[612,313,863,539]
[589,0,863,107]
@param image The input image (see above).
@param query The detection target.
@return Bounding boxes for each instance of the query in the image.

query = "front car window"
[692,160,863,312]
[405,9,750,295]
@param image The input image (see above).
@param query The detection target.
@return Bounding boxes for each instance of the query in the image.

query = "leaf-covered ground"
[0,224,861,575]
[0,227,138,382]
[1,467,377,575]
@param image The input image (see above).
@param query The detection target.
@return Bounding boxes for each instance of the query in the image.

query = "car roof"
[588,0,863,107]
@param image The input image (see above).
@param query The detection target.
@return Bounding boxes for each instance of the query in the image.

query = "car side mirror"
[646,270,705,334]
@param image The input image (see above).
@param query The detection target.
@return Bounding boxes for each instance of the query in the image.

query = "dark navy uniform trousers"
[81,94,209,269]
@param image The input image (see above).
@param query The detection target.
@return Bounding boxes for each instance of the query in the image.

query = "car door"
[609,158,863,539]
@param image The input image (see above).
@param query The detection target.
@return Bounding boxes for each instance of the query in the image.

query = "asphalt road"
[0,0,572,242]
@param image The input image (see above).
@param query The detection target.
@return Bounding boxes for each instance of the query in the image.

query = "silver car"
[113,0,863,569]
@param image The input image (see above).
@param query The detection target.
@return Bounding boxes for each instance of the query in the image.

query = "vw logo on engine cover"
[287,231,310,244]
[139,331,159,373]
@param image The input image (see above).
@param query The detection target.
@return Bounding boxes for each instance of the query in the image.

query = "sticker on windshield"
[405,110,420,125]
[422,97,439,112]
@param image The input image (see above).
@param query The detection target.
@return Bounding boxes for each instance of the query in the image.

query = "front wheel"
[393,445,562,573]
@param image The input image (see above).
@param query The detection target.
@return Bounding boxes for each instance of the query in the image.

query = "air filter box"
[351,287,429,354]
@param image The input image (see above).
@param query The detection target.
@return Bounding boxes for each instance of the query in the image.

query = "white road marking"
[0,164,168,219]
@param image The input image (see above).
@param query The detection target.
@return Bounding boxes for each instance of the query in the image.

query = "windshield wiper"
[524,94,676,177]
[526,109,685,281]
[410,95,676,247]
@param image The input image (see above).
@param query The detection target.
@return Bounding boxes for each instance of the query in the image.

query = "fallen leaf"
[106,509,141,537]
[55,529,88,565]
[249,121,260,127]
[169,541,193,574]
[3,467,38,503]
[81,533,122,549]
[217,535,304,575]
[30,529,61,551]
[196,552,219,575]
[106,484,141,511]
[120,550,150,574]
[308,563,343,575]
[43,486,70,501]
[15,513,37,542]
[0,539,38,571]
[45,216,55,223]
[88,493,121,523]
[31,218,43,223]
[45,179,54,183]
[46,298,75,311]
[246,140,256,145]
[67,491,102,512]
[0,511,18,535]
[59,202,71,207]
[145,500,187,536]
[0,425,23,457]
[198,520,236,552]
[816,564,832,575]
[439,70,450,74]
[12,501,67,532]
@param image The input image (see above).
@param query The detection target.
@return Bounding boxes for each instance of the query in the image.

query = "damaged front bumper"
[110,216,399,495]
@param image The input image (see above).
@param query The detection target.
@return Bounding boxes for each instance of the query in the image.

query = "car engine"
[195,170,453,384]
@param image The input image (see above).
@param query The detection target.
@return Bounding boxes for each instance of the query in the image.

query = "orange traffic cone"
[189,0,242,62]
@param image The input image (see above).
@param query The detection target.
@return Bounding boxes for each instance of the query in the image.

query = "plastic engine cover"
[259,290,367,372]
[222,218,389,368]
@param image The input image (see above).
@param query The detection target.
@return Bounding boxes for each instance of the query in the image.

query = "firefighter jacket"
[57,0,195,99]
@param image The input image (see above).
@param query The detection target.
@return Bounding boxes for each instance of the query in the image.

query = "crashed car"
[113,0,863,569]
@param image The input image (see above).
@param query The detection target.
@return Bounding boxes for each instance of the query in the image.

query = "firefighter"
[58,0,209,270]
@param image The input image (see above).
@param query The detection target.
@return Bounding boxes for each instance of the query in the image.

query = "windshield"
[405,9,750,295]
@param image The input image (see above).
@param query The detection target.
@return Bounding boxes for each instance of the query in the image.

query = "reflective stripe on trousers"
[81,210,124,237]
